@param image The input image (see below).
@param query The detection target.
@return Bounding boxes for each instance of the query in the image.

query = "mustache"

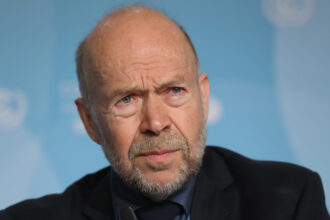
[128,130,188,160]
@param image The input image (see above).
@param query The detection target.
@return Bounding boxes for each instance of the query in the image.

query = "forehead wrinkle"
[114,49,194,74]
[122,59,186,76]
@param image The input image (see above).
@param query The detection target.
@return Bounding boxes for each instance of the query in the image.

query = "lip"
[137,149,179,161]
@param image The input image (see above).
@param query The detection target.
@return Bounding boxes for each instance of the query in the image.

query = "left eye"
[170,87,182,94]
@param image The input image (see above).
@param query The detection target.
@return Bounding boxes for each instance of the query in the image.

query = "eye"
[113,94,140,117]
[115,94,136,108]
[164,86,188,107]
[120,95,132,104]
[170,87,183,94]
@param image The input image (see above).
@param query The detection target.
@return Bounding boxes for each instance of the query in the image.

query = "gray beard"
[101,123,206,201]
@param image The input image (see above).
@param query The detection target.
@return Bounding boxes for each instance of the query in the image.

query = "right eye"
[119,95,132,104]
[113,94,139,117]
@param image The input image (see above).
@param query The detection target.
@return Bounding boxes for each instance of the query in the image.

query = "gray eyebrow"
[112,75,186,95]
[153,75,186,92]
[110,85,142,100]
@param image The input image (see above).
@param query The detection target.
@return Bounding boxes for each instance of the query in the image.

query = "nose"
[140,95,171,135]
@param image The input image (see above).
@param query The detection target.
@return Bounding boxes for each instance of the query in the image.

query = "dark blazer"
[1,146,329,220]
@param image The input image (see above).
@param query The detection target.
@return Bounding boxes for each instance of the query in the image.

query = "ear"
[199,73,210,120]
[75,98,101,145]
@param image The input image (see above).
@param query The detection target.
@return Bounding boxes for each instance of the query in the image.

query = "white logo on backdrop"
[0,88,27,130]
[207,96,223,125]
[262,0,314,27]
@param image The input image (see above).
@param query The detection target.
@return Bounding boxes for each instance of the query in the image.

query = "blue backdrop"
[1,0,329,209]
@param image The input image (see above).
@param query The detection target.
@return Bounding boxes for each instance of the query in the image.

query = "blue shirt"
[109,169,196,220]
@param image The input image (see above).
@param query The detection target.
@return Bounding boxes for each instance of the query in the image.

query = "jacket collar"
[82,170,115,220]
[190,147,239,220]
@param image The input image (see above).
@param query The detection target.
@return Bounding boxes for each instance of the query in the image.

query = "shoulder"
[204,146,329,219]
[204,145,316,186]
[0,167,110,220]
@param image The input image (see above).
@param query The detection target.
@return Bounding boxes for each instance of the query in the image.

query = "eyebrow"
[109,74,187,100]
[154,75,186,91]
[109,85,141,100]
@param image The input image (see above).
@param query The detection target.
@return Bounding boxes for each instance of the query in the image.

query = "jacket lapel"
[190,147,240,220]
[82,172,115,220]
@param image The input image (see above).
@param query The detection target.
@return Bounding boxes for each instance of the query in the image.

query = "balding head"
[76,6,199,108]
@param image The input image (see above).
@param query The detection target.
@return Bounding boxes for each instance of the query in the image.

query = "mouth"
[136,149,180,161]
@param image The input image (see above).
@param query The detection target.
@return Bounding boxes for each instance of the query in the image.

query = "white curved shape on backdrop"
[0,88,27,130]
[262,0,314,27]
[207,96,223,125]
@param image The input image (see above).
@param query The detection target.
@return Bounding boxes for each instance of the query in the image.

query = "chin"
[146,171,180,186]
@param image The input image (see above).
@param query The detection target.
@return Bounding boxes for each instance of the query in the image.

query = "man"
[0,6,329,220]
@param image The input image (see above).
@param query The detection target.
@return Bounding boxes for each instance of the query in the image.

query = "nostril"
[144,129,159,136]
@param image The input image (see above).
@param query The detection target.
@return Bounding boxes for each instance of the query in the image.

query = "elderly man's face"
[76,9,209,200]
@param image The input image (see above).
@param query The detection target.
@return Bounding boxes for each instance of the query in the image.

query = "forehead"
[91,37,193,74]
[88,41,196,92]
[86,10,197,78]
[96,56,197,103]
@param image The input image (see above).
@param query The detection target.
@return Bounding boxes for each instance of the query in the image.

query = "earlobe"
[75,98,101,145]
[199,73,210,120]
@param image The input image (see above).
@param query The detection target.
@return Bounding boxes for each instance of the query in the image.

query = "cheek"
[169,100,204,146]
[99,115,140,159]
